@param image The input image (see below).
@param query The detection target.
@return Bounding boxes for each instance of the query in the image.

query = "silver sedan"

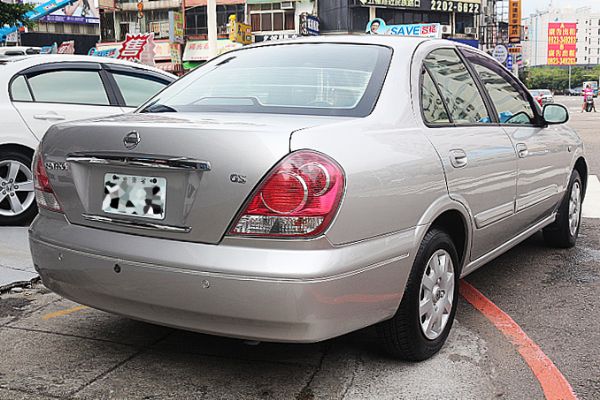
[29,36,587,361]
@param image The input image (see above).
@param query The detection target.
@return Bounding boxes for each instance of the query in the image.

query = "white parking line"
[583,175,600,219]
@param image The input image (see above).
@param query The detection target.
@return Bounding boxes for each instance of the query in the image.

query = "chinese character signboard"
[509,0,521,43]
[228,15,252,45]
[548,22,577,66]
[169,11,184,44]
[26,0,99,24]
[118,33,156,66]
[183,39,242,61]
[366,19,442,38]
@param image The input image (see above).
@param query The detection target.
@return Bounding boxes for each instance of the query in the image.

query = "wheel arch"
[0,143,35,159]
[574,157,588,200]
[415,196,473,272]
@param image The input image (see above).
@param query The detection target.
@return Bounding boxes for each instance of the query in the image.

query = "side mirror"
[543,104,569,125]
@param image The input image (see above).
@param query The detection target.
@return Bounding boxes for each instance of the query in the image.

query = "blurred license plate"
[102,173,166,220]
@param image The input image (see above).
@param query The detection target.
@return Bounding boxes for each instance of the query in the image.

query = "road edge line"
[460,280,577,400]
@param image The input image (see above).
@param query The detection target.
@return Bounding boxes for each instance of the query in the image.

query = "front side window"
[112,73,167,107]
[462,50,536,125]
[10,75,33,102]
[27,70,109,105]
[140,44,392,117]
[421,68,449,124]
[423,48,491,124]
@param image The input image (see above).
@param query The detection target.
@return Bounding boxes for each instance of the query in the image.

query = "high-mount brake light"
[33,154,62,212]
[230,150,345,238]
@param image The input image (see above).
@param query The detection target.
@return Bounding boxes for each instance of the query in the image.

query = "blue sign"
[366,19,442,38]
[506,55,513,70]
[300,14,319,36]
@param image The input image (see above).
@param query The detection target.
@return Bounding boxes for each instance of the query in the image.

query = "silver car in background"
[29,36,587,361]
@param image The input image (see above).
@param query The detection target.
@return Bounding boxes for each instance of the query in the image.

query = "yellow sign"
[229,16,252,45]
[509,0,522,43]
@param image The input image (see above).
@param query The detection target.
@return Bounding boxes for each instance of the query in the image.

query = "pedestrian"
[582,84,596,112]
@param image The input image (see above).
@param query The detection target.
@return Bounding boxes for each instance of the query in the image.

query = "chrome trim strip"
[474,201,514,229]
[81,214,192,233]
[66,155,211,172]
[461,213,556,277]
[516,185,559,212]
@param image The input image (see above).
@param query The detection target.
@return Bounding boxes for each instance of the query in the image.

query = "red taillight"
[33,154,62,212]
[230,150,345,237]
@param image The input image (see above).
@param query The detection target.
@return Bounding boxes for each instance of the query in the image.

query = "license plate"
[102,173,166,220]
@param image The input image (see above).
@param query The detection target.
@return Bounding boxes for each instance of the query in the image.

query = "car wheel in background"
[543,170,582,248]
[377,228,460,361]
[0,149,37,226]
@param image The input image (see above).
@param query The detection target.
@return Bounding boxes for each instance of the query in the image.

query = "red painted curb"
[460,280,577,400]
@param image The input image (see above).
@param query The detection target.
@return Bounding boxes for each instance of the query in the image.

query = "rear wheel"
[377,228,460,361]
[0,150,37,226]
[543,170,582,248]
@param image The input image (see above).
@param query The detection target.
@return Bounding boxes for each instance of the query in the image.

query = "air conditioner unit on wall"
[441,25,452,35]
[281,1,294,10]
[465,27,476,35]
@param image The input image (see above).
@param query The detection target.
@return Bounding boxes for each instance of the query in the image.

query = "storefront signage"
[183,39,243,61]
[359,0,421,8]
[254,34,299,42]
[118,33,156,66]
[228,15,253,45]
[57,40,75,54]
[300,13,319,36]
[508,0,521,43]
[492,44,508,64]
[169,43,182,65]
[169,11,184,44]
[366,19,442,38]
[88,47,119,57]
[26,0,99,25]
[430,0,480,14]
[547,22,577,66]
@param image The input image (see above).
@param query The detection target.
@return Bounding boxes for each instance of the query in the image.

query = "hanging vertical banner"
[509,0,521,43]
[548,22,577,65]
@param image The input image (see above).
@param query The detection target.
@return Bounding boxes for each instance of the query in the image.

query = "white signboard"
[493,44,509,64]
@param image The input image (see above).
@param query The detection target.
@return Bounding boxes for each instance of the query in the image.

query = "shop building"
[318,0,485,45]
[247,0,317,42]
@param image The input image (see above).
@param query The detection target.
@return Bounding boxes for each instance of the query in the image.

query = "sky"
[523,0,599,15]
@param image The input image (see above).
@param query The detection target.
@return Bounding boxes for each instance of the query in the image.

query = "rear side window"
[112,73,168,107]
[27,70,109,106]
[423,48,491,125]
[10,75,33,102]
[421,68,449,124]
[462,50,536,125]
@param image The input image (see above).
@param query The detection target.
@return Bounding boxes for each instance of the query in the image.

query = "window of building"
[185,5,244,36]
[249,3,295,32]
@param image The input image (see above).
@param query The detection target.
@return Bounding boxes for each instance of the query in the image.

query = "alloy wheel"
[0,160,35,217]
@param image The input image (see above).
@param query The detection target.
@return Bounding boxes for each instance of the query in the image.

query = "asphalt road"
[0,95,598,399]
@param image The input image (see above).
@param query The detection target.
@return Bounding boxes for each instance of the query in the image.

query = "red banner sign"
[548,22,577,66]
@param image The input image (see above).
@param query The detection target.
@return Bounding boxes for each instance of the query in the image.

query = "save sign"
[366,19,442,38]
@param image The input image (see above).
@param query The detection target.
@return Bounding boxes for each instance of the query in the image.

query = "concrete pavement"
[0,227,36,291]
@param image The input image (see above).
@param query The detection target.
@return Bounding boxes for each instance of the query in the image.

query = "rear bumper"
[29,214,416,342]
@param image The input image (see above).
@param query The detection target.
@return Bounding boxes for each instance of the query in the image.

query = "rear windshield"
[140,43,392,117]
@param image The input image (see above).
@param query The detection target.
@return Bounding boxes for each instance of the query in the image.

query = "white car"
[1,55,176,225]
[0,46,41,56]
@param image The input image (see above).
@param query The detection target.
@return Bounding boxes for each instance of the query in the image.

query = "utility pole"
[207,0,217,59]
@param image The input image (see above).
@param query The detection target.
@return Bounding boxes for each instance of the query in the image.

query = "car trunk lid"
[40,112,345,244]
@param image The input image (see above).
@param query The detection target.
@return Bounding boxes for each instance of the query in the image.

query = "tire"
[543,170,582,248]
[0,149,37,226]
[377,228,460,361]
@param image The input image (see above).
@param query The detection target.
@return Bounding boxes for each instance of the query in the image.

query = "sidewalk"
[0,227,37,291]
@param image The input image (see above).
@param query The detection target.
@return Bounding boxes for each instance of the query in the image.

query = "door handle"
[33,114,66,121]
[516,143,528,158]
[449,149,468,168]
